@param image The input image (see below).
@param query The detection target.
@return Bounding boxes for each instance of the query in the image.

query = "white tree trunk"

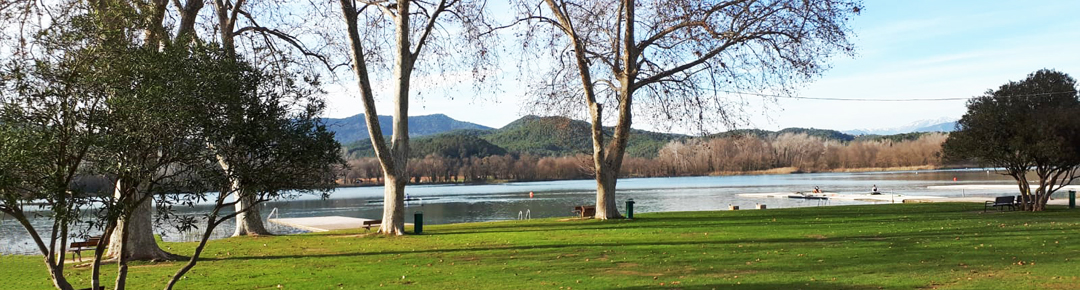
[594,169,622,219]
[108,182,174,261]
[376,1,414,235]
[212,149,272,236]
[233,193,270,236]
[379,174,407,235]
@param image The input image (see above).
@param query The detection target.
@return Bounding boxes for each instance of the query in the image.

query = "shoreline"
[339,165,960,187]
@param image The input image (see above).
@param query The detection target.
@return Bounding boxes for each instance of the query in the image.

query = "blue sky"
[322,0,1080,133]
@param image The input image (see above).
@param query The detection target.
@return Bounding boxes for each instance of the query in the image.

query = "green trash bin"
[626,199,635,219]
[1069,190,1075,209]
[414,211,423,234]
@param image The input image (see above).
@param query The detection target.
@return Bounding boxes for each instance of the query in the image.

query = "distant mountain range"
[330,114,957,159]
[339,115,686,159]
[322,113,492,143]
[843,117,958,136]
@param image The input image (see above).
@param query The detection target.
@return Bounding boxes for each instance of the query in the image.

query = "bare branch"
[234,24,346,72]
[411,0,449,58]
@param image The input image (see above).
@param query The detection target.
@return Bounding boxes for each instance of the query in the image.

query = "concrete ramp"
[268,216,412,232]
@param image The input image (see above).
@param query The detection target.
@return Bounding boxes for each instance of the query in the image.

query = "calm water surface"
[1,169,1017,255]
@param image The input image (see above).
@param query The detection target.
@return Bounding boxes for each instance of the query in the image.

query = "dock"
[739,192,946,203]
[903,196,1070,205]
[741,191,1071,205]
[928,184,1080,190]
[268,216,412,232]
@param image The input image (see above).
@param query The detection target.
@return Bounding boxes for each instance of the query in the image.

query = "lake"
[0,169,1017,255]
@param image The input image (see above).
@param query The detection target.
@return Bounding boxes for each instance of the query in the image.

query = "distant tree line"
[338,132,949,184]
[643,132,948,176]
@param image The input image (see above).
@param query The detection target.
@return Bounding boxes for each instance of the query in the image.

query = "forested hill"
[323,113,493,143]
[708,128,856,142]
[344,115,688,159]
[482,115,688,157]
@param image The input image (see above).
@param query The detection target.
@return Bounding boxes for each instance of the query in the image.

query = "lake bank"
[2,169,1019,255]
[338,165,953,187]
[2,203,1078,289]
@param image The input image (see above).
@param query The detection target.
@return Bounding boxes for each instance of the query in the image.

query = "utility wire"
[718,90,1078,102]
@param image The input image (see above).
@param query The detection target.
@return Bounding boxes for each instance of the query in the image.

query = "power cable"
[718,90,1077,102]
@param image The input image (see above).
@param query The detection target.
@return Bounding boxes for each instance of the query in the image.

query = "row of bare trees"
[341,154,594,184]
[649,132,949,176]
[339,132,949,183]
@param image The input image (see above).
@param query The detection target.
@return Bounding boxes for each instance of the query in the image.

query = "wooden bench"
[362,219,382,231]
[984,196,1016,212]
[1016,194,1048,206]
[68,236,103,261]
[573,205,596,218]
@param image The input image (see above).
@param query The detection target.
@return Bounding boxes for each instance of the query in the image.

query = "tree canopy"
[943,69,1080,211]
[1,6,342,289]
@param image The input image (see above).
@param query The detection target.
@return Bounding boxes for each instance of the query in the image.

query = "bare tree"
[514,0,860,218]
[337,0,498,234]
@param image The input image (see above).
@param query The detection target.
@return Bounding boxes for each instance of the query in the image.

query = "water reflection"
[1,169,1017,255]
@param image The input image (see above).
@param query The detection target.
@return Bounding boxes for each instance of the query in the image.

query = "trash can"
[414,211,423,234]
[1070,190,1076,209]
[626,199,635,219]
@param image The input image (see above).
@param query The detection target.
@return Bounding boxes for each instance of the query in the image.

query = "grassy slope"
[3,203,1079,289]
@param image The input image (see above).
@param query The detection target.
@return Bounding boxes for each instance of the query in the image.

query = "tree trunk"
[114,215,130,290]
[165,211,222,290]
[108,188,174,261]
[175,0,204,41]
[211,0,235,54]
[90,221,116,290]
[47,260,74,290]
[594,169,622,219]
[379,174,407,235]
[339,0,417,235]
[212,149,272,237]
[1034,184,1050,212]
[376,1,413,235]
[9,210,74,290]
[233,193,270,236]
[1012,173,1034,211]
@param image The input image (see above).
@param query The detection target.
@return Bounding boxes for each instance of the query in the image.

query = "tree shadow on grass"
[611,281,884,290]
[211,225,1069,263]
[423,210,1008,237]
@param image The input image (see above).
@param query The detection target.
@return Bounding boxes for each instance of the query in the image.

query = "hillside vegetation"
[339,115,952,184]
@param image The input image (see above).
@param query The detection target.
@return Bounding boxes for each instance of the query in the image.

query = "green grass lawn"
[2,203,1079,289]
